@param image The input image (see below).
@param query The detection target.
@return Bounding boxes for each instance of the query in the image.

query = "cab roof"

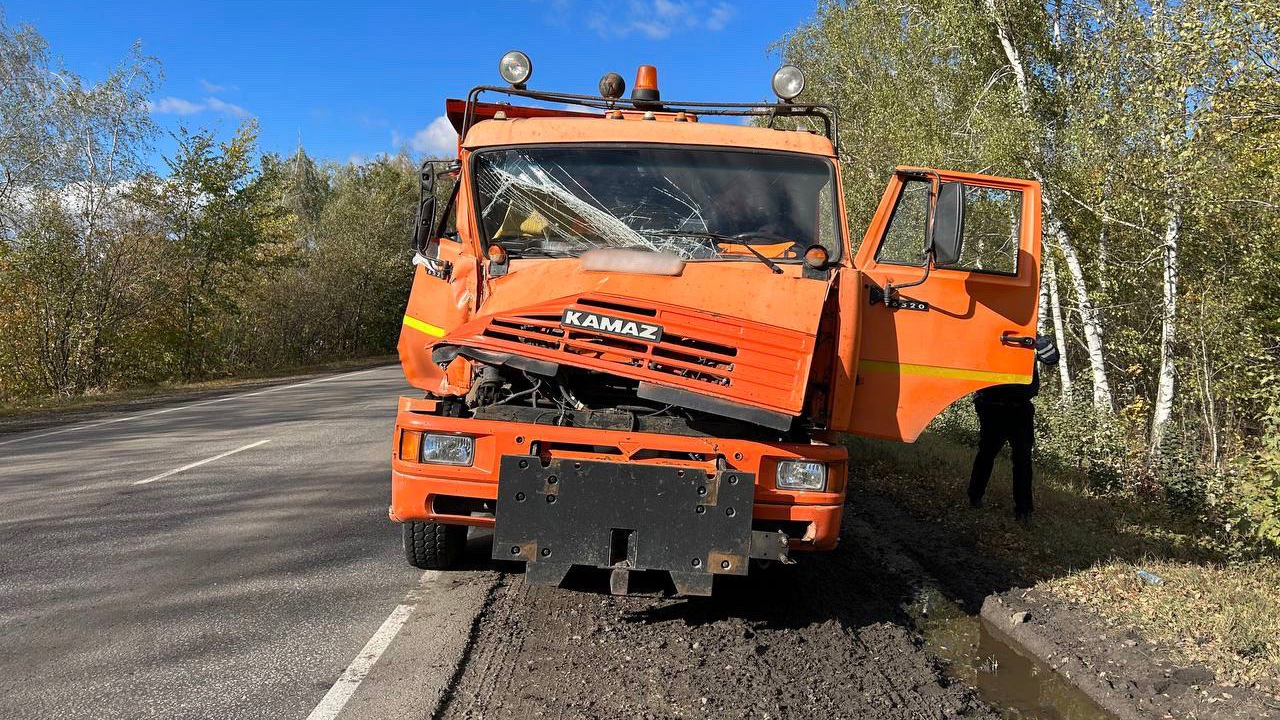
[460,116,837,157]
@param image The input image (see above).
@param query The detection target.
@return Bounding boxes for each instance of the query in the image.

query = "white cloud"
[404,116,458,157]
[204,97,251,119]
[199,79,233,93]
[146,95,253,119]
[706,2,735,31]
[146,96,204,115]
[586,0,735,39]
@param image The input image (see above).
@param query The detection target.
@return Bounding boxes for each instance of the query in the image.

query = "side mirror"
[928,181,965,267]
[411,196,437,252]
[410,160,437,252]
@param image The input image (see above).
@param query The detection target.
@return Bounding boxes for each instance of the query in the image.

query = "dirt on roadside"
[437,533,997,720]
[851,488,1280,719]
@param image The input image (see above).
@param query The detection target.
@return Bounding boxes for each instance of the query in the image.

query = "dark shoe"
[968,496,984,510]
[1014,511,1033,528]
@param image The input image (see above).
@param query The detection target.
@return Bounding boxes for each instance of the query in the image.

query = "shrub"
[1034,396,1132,496]
[1226,405,1280,552]
[1156,427,1211,516]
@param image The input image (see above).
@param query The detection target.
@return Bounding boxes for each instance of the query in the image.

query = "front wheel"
[402,521,467,570]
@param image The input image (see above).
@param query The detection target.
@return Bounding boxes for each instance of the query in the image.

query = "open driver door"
[398,159,480,394]
[843,168,1042,442]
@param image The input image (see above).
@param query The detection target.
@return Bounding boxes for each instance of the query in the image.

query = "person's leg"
[1010,403,1036,517]
[969,405,1007,506]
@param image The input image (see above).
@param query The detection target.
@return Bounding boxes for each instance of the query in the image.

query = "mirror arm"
[884,168,942,299]
[884,253,933,300]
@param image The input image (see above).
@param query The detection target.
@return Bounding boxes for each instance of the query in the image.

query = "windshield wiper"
[647,231,784,274]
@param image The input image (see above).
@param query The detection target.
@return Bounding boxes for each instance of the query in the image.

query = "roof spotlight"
[771,65,806,102]
[499,50,533,88]
[599,72,625,101]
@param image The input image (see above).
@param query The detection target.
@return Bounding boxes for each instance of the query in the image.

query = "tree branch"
[1058,186,1160,238]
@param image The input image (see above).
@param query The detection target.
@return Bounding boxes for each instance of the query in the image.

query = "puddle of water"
[912,588,1115,720]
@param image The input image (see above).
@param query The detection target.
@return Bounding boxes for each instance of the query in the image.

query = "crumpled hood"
[432,258,832,423]
[483,258,829,335]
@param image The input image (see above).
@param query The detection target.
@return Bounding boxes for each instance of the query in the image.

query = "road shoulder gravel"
[327,567,503,720]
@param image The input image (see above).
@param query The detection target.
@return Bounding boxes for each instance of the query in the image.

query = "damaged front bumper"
[390,396,847,593]
[492,455,791,596]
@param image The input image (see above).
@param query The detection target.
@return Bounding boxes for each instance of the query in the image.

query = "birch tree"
[1044,250,1072,398]
[980,0,1114,412]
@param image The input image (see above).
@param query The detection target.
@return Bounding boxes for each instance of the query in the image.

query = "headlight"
[775,460,826,491]
[421,434,474,466]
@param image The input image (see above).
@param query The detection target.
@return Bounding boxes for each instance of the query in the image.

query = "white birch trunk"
[1038,259,1051,336]
[1096,175,1113,297]
[1150,205,1180,452]
[1045,250,1073,399]
[1198,324,1219,466]
[982,0,1113,412]
[1044,194,1112,410]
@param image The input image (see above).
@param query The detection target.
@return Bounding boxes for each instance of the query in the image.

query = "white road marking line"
[306,572,436,720]
[0,366,389,449]
[132,439,273,486]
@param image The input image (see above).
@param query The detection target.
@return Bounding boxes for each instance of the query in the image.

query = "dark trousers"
[968,401,1035,515]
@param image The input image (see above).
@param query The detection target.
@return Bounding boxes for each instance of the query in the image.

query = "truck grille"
[462,295,813,415]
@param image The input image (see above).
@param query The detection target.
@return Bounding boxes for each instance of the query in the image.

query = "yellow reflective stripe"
[860,359,1031,385]
[402,314,445,337]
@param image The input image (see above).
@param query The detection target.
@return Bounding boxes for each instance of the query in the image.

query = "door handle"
[1001,333,1035,348]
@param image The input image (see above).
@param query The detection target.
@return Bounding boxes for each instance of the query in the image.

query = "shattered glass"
[473,146,839,261]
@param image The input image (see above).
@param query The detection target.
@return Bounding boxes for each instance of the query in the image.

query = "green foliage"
[1226,405,1280,552]
[1035,397,1131,496]
[1155,428,1208,516]
[790,0,1280,555]
[776,0,1038,226]
[0,16,415,400]
[229,155,416,370]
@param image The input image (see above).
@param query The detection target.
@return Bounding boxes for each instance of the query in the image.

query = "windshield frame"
[465,142,845,265]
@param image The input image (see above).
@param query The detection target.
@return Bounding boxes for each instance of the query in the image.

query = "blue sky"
[5,0,819,165]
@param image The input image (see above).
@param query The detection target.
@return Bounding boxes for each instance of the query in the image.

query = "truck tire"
[402,521,466,570]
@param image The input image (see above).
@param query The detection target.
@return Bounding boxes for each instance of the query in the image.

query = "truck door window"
[941,186,1021,275]
[874,178,930,266]
[436,181,458,238]
[874,180,1022,275]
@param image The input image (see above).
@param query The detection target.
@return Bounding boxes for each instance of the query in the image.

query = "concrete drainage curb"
[847,512,1280,720]
[980,593,1143,720]
[980,590,1280,720]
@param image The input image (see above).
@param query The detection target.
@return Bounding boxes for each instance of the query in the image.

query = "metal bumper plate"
[492,455,755,595]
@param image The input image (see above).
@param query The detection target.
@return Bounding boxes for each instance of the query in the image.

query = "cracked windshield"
[474,146,839,261]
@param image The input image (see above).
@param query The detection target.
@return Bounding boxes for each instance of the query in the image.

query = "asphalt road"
[0,364,1000,720]
[0,365,493,720]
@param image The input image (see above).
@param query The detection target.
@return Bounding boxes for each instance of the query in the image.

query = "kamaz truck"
[390,54,1042,595]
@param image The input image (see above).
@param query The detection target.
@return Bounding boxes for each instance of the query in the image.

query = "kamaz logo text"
[561,309,663,342]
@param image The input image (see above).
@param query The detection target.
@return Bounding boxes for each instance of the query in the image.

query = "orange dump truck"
[390,55,1042,595]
